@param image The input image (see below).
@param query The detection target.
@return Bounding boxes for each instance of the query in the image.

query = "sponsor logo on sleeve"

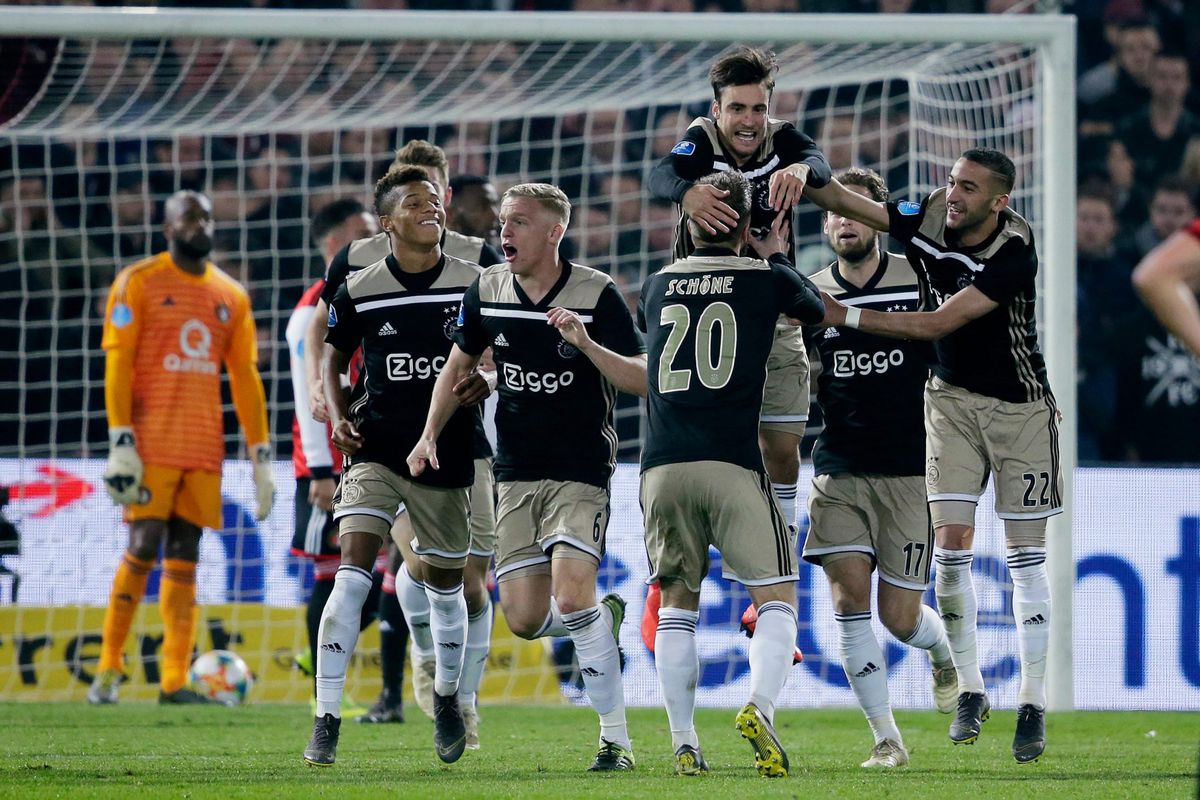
[110,304,133,329]
[671,141,696,156]
[327,305,338,327]
[896,200,922,216]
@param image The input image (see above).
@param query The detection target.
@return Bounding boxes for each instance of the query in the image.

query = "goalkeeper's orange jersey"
[102,252,267,473]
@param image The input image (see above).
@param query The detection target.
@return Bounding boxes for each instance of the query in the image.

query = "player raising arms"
[91,190,273,705]
[303,166,484,767]
[649,45,831,533]
[806,148,1059,764]
[409,183,647,772]
[803,168,956,769]
[639,171,824,777]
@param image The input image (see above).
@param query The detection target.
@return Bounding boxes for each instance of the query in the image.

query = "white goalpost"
[0,7,1075,711]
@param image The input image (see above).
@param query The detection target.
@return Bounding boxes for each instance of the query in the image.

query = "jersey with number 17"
[637,248,825,473]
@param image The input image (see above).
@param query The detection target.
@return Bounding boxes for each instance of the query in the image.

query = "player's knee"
[500,604,542,640]
[930,500,975,534]
[1004,519,1046,549]
[933,522,974,550]
[463,578,489,614]
[878,603,919,640]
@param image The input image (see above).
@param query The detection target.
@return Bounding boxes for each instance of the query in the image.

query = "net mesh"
[0,25,1046,708]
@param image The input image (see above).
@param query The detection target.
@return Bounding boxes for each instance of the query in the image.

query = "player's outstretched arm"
[547,307,648,397]
[804,178,890,232]
[821,284,998,341]
[408,344,483,476]
[304,298,332,423]
[1132,228,1200,358]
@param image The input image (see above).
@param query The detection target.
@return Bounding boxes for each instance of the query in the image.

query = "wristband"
[844,307,862,330]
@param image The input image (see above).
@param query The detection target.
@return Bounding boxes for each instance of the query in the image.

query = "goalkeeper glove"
[103,427,144,506]
[251,443,275,521]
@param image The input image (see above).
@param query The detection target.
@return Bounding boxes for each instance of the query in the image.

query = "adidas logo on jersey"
[378,321,398,336]
[321,642,346,654]
[580,667,603,677]
[1022,614,1047,626]
[823,327,840,338]
[494,333,510,346]
[854,662,880,678]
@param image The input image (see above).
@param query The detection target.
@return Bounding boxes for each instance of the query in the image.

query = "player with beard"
[803,168,956,769]
[91,190,273,705]
[806,149,1059,764]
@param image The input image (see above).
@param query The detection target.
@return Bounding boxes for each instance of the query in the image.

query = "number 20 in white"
[658,302,738,393]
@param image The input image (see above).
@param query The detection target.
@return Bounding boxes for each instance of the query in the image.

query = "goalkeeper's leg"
[91,520,164,704]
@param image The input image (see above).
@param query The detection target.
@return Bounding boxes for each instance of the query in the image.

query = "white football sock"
[315,565,373,718]
[425,582,467,697]
[836,611,901,745]
[458,595,493,708]
[772,481,798,530]
[532,595,569,639]
[902,603,954,670]
[655,607,700,751]
[934,547,985,694]
[397,562,434,657]
[563,605,629,748]
[1008,548,1050,709]
[747,600,798,723]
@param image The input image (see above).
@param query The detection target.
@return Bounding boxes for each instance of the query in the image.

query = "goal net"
[0,8,1075,710]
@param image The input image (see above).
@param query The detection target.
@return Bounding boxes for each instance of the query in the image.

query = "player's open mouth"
[838,231,858,242]
[734,131,757,144]
[502,243,518,261]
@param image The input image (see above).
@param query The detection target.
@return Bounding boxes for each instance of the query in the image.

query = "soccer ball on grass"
[188,649,254,706]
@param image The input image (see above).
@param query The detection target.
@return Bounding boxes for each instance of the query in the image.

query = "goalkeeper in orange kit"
[89,190,274,705]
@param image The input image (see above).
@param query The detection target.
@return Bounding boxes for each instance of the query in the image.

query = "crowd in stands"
[1,0,1198,464]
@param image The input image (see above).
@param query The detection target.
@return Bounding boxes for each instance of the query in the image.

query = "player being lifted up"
[805,148,1059,764]
[408,183,647,772]
[303,166,484,767]
[649,45,831,533]
[639,171,824,777]
[92,191,273,705]
[802,168,956,769]
[305,141,500,745]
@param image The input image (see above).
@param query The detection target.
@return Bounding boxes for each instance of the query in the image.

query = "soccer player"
[91,190,273,705]
[638,170,823,777]
[303,166,482,767]
[805,148,1059,763]
[408,183,646,772]
[286,198,406,722]
[1132,217,1200,358]
[648,45,832,533]
[304,141,500,741]
[803,168,956,769]
[447,174,501,246]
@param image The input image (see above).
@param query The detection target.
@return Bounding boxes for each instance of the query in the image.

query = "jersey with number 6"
[637,248,824,472]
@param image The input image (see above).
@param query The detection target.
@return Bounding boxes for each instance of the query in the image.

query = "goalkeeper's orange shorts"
[125,464,222,530]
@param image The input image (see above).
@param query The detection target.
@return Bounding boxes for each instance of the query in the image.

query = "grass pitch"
[0,703,1194,799]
